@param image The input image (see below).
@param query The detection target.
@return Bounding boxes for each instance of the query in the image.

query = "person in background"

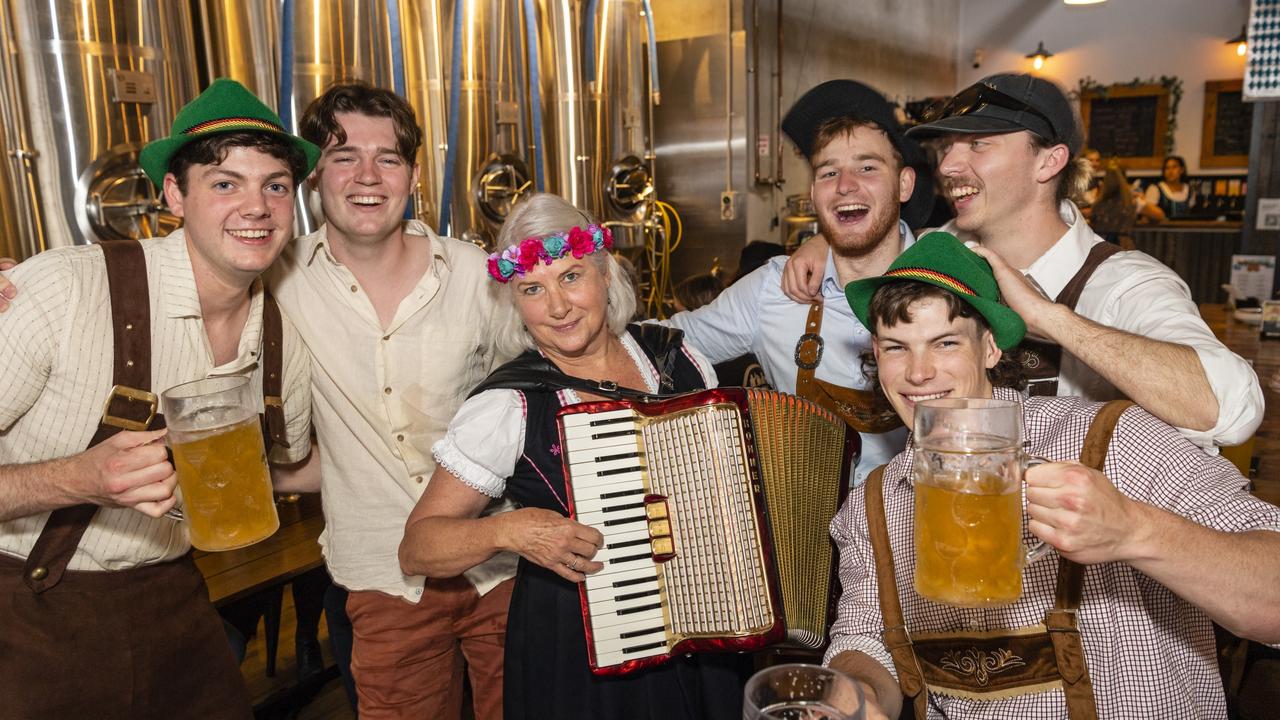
[0,78,315,718]
[399,192,746,720]
[662,79,934,484]
[672,271,724,313]
[1079,147,1104,208]
[731,240,787,284]
[1145,154,1196,219]
[1088,162,1163,246]
[827,232,1280,719]
[783,73,1262,452]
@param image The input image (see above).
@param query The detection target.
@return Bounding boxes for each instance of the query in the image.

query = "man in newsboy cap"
[783,73,1261,453]
[0,79,316,718]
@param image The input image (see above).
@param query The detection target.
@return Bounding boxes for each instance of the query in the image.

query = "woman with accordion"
[399,193,747,719]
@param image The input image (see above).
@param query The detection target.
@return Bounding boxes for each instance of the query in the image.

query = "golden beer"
[914,478,1022,607]
[171,413,278,551]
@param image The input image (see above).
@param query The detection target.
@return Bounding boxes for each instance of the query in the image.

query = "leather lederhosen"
[1,239,289,718]
[794,301,903,433]
[1021,242,1122,397]
[865,399,1133,720]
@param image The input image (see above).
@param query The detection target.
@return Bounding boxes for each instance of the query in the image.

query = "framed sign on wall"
[1202,79,1250,169]
[1079,82,1172,170]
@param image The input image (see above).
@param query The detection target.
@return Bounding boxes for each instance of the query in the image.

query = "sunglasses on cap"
[921,81,1061,142]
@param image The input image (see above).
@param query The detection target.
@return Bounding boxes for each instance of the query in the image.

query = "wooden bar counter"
[1132,221,1241,305]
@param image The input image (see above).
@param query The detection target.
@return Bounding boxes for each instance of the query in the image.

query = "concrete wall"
[956,0,1251,176]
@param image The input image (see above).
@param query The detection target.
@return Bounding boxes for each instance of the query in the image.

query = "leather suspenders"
[865,399,1133,719]
[1022,243,1123,397]
[22,240,287,594]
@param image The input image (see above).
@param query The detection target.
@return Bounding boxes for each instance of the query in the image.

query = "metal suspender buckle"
[264,395,284,408]
[100,384,158,431]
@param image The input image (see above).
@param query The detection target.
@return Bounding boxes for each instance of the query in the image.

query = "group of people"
[0,66,1276,720]
[1082,149,1198,245]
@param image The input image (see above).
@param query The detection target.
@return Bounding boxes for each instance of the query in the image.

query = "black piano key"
[622,640,667,654]
[591,429,639,440]
[588,417,633,427]
[605,538,649,550]
[594,450,642,462]
[618,625,665,639]
[615,588,660,602]
[599,488,645,500]
[609,552,651,564]
[601,500,645,513]
[602,515,646,527]
[613,575,658,588]
[598,465,646,477]
[617,602,663,616]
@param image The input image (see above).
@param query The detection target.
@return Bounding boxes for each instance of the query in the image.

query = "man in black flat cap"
[662,79,936,484]
[784,73,1261,454]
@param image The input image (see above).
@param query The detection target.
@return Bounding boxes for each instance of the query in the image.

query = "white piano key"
[588,581,661,616]
[593,629,670,661]
[562,419,637,441]
[584,563,657,591]
[568,470,646,492]
[587,601,666,631]
[565,455,646,475]
[572,488,648,515]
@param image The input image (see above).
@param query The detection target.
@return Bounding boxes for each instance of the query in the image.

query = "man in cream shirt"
[267,83,516,719]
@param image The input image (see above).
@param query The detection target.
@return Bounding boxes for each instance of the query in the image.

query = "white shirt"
[433,333,717,497]
[0,232,312,570]
[267,220,515,601]
[940,201,1262,448]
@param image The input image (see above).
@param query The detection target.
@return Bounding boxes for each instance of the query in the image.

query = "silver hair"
[487,193,636,361]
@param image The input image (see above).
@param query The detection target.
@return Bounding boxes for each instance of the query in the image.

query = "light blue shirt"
[664,221,915,485]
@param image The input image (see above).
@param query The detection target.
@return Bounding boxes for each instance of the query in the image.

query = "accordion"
[556,388,858,676]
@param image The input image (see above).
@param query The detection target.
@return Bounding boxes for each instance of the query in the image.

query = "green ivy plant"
[1074,75,1183,156]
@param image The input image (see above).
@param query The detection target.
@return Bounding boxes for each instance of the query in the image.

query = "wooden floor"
[238,591,355,720]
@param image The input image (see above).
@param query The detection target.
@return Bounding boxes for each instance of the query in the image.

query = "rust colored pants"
[0,552,251,720]
[347,576,515,720]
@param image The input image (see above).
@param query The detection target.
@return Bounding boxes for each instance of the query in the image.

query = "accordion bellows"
[558,388,857,676]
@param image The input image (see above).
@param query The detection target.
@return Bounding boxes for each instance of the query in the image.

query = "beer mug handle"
[1022,455,1054,565]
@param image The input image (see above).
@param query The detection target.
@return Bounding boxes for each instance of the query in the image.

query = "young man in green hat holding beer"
[827,232,1280,719]
[0,79,317,718]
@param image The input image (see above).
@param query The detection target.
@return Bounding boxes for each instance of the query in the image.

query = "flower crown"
[487,224,614,283]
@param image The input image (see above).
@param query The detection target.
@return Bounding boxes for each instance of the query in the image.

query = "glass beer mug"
[161,376,279,552]
[911,398,1049,607]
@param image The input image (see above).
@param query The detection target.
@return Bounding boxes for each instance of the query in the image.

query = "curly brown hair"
[860,280,1027,391]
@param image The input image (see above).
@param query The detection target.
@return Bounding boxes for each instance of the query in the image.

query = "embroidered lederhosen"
[21,239,290,593]
[1022,243,1122,397]
[794,302,903,433]
[865,400,1134,719]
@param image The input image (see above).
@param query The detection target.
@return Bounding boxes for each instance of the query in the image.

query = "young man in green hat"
[827,232,1280,719]
[0,78,317,718]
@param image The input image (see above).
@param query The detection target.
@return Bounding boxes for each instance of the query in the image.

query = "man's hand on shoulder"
[69,428,178,518]
[781,234,827,303]
[0,256,16,312]
[1024,460,1143,565]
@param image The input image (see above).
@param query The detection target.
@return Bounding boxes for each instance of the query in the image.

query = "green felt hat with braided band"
[844,231,1027,349]
[138,78,320,188]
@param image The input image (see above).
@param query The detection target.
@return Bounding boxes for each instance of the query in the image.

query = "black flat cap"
[782,79,936,228]
[906,73,1083,156]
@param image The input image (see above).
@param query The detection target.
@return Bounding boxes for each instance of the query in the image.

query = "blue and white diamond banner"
[1246,0,1280,100]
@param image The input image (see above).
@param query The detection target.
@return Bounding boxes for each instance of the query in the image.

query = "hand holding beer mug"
[743,664,865,720]
[912,398,1050,607]
[161,376,278,551]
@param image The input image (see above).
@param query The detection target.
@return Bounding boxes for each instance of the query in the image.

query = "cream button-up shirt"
[0,232,312,570]
[268,221,515,601]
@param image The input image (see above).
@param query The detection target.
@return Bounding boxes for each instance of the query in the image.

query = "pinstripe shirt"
[824,387,1280,719]
[0,232,311,571]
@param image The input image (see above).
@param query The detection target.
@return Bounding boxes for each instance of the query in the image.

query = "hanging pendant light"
[1025,41,1053,71]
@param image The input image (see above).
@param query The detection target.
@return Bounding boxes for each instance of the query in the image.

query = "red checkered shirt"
[824,387,1280,719]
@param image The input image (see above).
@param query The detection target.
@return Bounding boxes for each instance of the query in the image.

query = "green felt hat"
[138,78,320,188]
[845,231,1027,349]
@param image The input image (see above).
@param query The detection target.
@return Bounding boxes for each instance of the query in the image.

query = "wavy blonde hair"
[488,193,637,361]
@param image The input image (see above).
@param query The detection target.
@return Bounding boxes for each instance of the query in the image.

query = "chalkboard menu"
[1080,83,1170,170]
[1202,79,1250,168]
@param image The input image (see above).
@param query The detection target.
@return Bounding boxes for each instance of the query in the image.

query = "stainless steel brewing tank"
[444,0,533,247]
[586,0,652,249]
[532,0,587,212]
[0,0,198,254]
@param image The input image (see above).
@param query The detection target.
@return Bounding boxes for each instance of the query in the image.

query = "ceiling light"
[1025,41,1053,71]
[1227,26,1248,57]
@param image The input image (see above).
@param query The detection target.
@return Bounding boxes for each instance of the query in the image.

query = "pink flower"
[517,238,544,270]
[600,226,614,250]
[567,227,595,258]
[486,255,503,281]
